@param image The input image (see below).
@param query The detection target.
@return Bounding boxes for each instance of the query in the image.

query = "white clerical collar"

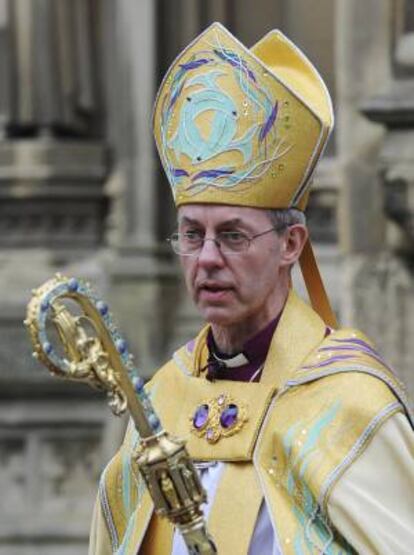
[211,351,249,368]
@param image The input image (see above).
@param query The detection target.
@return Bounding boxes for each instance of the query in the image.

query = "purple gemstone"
[43,341,53,355]
[115,338,127,354]
[68,278,79,292]
[220,404,238,429]
[97,301,109,316]
[132,376,145,393]
[193,404,209,430]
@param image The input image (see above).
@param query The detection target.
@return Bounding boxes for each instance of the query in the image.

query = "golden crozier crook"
[25,273,217,555]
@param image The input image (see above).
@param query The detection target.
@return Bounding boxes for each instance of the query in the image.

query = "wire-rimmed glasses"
[167,226,286,256]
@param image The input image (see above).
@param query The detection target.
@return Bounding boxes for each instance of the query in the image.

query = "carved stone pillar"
[0,1,9,137]
[101,0,180,378]
[0,2,110,553]
[0,0,107,249]
[5,0,98,137]
[0,399,105,555]
[337,0,414,400]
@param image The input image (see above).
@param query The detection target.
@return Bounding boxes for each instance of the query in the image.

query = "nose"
[197,237,225,269]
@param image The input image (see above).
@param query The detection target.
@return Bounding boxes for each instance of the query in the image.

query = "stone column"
[6,0,97,136]
[336,0,391,258]
[0,1,9,137]
[0,2,110,553]
[336,0,414,399]
[0,0,107,249]
[102,0,180,377]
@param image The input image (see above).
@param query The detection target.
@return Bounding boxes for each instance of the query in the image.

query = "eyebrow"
[179,216,201,226]
[179,216,244,227]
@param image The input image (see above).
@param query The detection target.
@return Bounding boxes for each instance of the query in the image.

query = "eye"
[219,230,247,244]
[183,230,203,243]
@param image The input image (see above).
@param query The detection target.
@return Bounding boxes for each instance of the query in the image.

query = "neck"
[211,288,288,354]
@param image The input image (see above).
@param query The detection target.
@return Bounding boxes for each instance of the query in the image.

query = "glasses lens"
[218,231,249,254]
[169,232,203,255]
[169,233,180,254]
[168,231,250,255]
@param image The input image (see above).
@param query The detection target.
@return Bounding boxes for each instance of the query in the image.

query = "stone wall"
[0,1,111,553]
[337,0,414,400]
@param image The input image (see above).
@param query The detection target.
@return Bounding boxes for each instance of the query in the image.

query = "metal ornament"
[191,393,248,444]
[25,274,217,555]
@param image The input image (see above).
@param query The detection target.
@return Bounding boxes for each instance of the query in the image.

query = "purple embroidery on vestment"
[179,58,211,71]
[332,338,374,349]
[322,341,392,371]
[213,48,257,82]
[172,168,189,178]
[186,339,196,354]
[192,169,235,181]
[259,101,279,142]
[303,354,355,369]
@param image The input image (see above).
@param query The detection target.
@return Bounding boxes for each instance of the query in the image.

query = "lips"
[196,281,234,302]
[197,281,233,292]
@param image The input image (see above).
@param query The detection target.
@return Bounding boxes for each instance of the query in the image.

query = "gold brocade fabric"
[208,462,263,554]
[153,23,333,211]
[98,292,412,554]
[139,513,173,555]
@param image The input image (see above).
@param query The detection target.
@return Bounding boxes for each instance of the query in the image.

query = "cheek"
[181,259,196,290]
[242,252,279,294]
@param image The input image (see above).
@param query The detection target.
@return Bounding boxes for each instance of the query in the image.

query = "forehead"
[177,204,271,227]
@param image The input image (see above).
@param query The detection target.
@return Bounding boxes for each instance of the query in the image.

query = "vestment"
[89,291,414,555]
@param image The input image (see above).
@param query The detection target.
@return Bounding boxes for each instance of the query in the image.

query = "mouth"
[196,282,234,302]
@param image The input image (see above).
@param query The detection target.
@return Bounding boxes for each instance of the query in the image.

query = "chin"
[198,305,241,327]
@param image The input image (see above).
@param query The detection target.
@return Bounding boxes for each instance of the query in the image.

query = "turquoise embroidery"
[121,448,132,517]
[169,70,256,164]
[160,31,292,196]
[116,509,137,555]
[117,427,147,555]
[283,403,356,554]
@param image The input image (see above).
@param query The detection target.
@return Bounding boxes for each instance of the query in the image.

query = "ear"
[280,224,308,267]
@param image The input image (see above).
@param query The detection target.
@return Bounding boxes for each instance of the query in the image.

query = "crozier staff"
[90,23,414,555]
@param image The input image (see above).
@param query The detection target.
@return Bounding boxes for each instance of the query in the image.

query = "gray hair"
[267,208,306,233]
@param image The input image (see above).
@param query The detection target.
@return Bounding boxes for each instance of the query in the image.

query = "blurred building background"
[0,1,413,553]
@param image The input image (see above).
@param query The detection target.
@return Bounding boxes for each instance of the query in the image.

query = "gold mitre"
[153,22,333,210]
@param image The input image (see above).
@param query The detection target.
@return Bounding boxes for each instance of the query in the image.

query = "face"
[177,204,294,331]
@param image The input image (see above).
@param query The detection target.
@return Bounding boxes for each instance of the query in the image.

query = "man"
[90,23,414,554]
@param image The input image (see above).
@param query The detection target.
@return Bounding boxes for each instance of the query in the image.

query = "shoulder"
[150,325,210,385]
[290,326,412,422]
[328,411,414,554]
[257,326,412,506]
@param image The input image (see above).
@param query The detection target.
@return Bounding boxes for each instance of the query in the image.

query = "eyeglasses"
[167,226,286,256]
